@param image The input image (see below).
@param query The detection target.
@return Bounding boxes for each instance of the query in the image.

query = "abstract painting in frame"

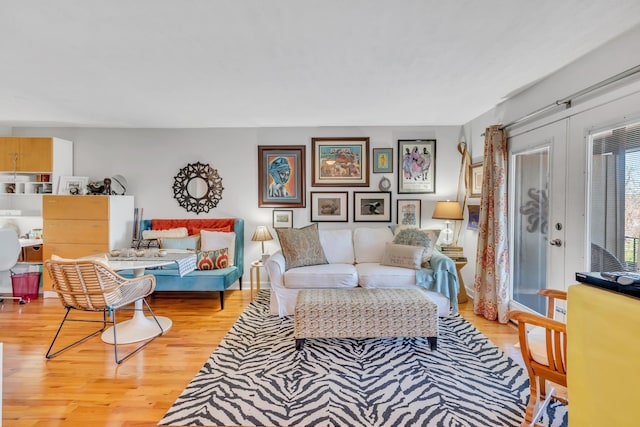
[373,148,393,173]
[311,137,369,187]
[397,199,421,227]
[258,145,305,207]
[310,192,348,222]
[353,191,391,222]
[398,139,436,194]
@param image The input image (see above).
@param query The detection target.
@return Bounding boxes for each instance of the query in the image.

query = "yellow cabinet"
[42,195,135,289]
[0,137,54,172]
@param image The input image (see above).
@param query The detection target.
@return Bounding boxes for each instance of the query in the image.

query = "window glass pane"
[590,122,640,272]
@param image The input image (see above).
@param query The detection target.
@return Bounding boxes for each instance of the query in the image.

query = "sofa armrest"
[264,250,286,288]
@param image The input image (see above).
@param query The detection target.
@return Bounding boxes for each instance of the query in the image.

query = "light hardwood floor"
[1,290,524,426]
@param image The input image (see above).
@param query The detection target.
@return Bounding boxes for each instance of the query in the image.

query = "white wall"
[8,125,467,283]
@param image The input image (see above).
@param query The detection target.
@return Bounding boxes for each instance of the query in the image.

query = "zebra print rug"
[160,291,567,427]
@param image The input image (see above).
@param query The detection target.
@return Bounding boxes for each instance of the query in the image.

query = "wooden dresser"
[42,195,135,289]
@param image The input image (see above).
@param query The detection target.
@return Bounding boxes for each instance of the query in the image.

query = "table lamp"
[432,201,463,246]
[251,225,274,262]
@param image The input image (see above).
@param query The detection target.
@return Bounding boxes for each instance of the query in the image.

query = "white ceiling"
[2,0,640,129]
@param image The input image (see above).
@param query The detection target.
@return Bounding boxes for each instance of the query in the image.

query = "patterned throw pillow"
[197,248,229,270]
[381,242,425,270]
[276,223,328,270]
[393,228,438,267]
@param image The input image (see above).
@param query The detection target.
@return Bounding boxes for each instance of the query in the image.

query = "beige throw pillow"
[393,227,438,267]
[276,223,328,270]
[381,243,425,270]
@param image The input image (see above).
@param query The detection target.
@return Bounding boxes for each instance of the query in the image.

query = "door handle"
[550,239,562,247]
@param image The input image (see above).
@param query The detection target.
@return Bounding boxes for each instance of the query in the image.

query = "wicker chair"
[45,258,162,364]
[508,289,568,426]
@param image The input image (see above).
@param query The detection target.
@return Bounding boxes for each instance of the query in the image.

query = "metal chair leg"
[46,308,108,360]
[113,298,164,364]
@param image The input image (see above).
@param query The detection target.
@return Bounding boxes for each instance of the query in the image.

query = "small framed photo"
[272,209,293,229]
[373,148,393,173]
[353,191,391,222]
[310,192,348,222]
[469,162,483,198]
[397,199,421,227]
[57,176,89,195]
[258,145,306,207]
[398,139,436,194]
[311,137,369,187]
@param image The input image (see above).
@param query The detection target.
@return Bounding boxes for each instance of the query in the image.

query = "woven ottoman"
[294,288,438,351]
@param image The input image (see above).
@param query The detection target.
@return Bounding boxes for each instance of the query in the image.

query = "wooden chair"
[44,258,162,364]
[508,289,568,426]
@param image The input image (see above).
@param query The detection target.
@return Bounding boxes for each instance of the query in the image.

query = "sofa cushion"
[196,248,229,270]
[142,227,188,240]
[158,235,200,251]
[200,230,236,266]
[353,227,394,263]
[319,229,354,264]
[283,263,358,289]
[276,223,328,270]
[355,262,416,288]
[381,242,424,270]
[392,227,438,266]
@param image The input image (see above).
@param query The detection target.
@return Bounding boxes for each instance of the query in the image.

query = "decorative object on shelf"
[310,191,348,222]
[87,181,105,195]
[353,191,391,222]
[373,148,393,173]
[111,174,127,195]
[272,209,293,229]
[251,225,274,263]
[58,176,89,195]
[397,199,421,227]
[378,176,391,191]
[311,137,369,187]
[258,145,306,208]
[469,162,483,198]
[432,200,463,246]
[398,139,436,194]
[172,162,224,214]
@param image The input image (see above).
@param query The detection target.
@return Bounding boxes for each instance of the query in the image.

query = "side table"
[455,260,470,304]
[250,260,263,300]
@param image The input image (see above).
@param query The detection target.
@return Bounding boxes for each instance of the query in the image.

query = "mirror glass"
[187,177,208,199]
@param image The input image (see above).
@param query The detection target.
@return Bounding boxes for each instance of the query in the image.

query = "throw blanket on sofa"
[416,248,460,315]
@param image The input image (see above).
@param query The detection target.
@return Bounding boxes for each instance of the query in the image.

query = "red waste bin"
[11,272,41,300]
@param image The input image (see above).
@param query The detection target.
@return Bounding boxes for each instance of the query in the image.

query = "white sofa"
[265,226,460,317]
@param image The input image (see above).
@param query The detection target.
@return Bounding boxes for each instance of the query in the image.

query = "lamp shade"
[432,201,463,220]
[251,226,273,242]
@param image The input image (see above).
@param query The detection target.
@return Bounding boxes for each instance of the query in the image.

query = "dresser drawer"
[44,219,109,243]
[43,195,109,220]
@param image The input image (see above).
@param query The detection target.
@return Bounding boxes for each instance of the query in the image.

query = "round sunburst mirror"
[173,162,224,214]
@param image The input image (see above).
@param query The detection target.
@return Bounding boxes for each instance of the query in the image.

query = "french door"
[508,121,567,315]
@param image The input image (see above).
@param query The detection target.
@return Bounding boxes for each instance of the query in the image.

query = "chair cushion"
[526,326,565,367]
[283,263,358,289]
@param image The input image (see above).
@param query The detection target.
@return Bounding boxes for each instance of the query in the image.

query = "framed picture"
[398,139,436,194]
[310,192,348,222]
[397,199,421,227]
[258,145,306,208]
[272,209,293,229]
[373,148,393,173]
[311,137,369,187]
[469,162,483,198]
[467,205,480,230]
[353,191,391,222]
[57,176,89,195]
